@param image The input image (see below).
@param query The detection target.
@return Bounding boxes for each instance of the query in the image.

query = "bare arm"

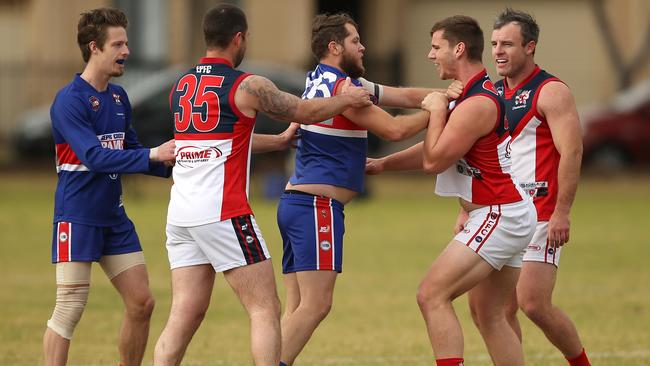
[359,78,463,109]
[420,92,496,174]
[251,123,299,154]
[236,75,370,124]
[365,142,425,175]
[342,105,430,142]
[538,81,583,246]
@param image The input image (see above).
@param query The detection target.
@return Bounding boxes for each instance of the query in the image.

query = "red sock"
[567,348,590,366]
[436,357,464,366]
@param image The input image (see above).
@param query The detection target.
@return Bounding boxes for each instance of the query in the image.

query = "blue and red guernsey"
[495,66,563,220]
[435,69,525,205]
[289,63,368,193]
[167,58,256,226]
[50,74,170,226]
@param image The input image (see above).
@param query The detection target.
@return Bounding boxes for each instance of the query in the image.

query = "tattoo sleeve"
[238,76,299,121]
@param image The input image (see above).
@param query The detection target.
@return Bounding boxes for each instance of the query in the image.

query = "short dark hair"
[493,8,539,45]
[77,8,128,63]
[203,4,248,49]
[311,13,359,60]
[430,15,483,62]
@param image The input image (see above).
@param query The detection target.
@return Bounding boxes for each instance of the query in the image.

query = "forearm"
[421,109,447,173]
[387,110,430,141]
[295,94,354,124]
[251,133,282,153]
[555,148,582,214]
[381,142,424,171]
[382,87,433,109]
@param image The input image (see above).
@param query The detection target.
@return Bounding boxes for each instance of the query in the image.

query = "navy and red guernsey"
[50,74,170,227]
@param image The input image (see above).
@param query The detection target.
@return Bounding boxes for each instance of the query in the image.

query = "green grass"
[0,171,649,365]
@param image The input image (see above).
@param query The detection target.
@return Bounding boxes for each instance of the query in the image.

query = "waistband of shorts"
[282,190,344,208]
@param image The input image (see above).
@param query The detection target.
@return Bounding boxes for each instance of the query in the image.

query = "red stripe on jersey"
[534,119,559,220]
[475,205,501,252]
[174,132,233,140]
[319,78,365,131]
[229,73,255,124]
[315,197,334,270]
[55,143,82,165]
[57,222,71,262]
[220,118,253,219]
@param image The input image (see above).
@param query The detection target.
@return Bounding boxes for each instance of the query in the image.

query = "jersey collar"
[457,68,488,102]
[502,65,541,99]
[199,57,234,67]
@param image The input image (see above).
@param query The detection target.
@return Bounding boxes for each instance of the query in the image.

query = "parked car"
[11,62,307,158]
[582,79,650,170]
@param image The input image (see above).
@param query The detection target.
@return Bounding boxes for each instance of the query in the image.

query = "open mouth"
[116,59,125,65]
[495,59,507,65]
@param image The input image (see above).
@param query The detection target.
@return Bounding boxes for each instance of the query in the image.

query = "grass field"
[1,170,649,365]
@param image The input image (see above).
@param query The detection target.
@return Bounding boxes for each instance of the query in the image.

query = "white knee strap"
[47,286,89,340]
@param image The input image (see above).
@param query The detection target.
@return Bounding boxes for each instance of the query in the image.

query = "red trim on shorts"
[234,218,254,264]
[57,222,71,262]
[244,215,266,261]
[315,197,334,270]
[475,205,502,252]
[467,208,492,246]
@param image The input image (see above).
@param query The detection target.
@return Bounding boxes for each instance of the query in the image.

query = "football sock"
[567,348,591,366]
[436,357,464,366]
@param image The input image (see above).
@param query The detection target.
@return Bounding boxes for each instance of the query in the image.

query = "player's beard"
[340,51,364,79]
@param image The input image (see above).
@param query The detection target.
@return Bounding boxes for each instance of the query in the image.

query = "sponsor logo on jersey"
[112,93,122,105]
[89,96,100,111]
[176,146,223,168]
[513,89,531,110]
[519,181,549,197]
[456,159,483,180]
[319,240,332,251]
[97,132,125,150]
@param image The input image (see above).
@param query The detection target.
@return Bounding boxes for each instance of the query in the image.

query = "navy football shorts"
[51,219,142,263]
[277,191,344,273]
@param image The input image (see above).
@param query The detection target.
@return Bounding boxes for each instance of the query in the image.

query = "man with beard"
[153,5,372,366]
[468,9,590,366]
[277,13,461,366]
[44,8,176,366]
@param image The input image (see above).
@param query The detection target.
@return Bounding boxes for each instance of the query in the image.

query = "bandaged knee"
[47,262,91,340]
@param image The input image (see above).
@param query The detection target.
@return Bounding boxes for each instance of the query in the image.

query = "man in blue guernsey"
[277,13,461,366]
[44,8,175,366]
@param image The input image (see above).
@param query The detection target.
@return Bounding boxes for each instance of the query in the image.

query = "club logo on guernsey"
[176,146,223,168]
[59,232,68,242]
[513,90,531,110]
[89,96,100,111]
[112,93,122,105]
[320,240,332,251]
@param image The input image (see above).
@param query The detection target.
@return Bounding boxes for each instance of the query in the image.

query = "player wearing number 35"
[153,4,371,366]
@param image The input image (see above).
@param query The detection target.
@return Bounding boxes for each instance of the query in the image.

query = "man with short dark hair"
[152,5,371,366]
[366,15,536,366]
[44,7,176,366]
[468,8,590,366]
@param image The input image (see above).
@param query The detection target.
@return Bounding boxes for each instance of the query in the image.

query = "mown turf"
[0,171,648,365]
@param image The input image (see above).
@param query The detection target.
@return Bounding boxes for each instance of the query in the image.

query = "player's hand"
[152,139,176,163]
[341,77,372,108]
[421,91,449,112]
[548,210,570,247]
[453,207,469,234]
[277,122,301,150]
[446,80,463,100]
[365,157,385,175]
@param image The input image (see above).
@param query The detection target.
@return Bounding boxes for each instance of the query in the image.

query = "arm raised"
[236,75,371,124]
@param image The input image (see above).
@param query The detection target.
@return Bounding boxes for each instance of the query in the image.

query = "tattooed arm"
[234,75,371,124]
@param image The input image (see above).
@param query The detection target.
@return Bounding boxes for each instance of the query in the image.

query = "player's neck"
[505,61,537,89]
[80,64,110,92]
[204,49,235,66]
[455,61,486,86]
[319,57,346,75]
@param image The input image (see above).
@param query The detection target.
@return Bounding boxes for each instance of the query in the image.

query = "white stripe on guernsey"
[301,124,368,138]
[329,201,335,269]
[313,196,320,270]
[56,164,89,173]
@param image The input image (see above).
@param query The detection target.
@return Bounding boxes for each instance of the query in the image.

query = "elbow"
[422,160,443,175]
[383,127,408,142]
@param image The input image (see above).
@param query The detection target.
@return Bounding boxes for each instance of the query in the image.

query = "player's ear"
[328,41,342,56]
[454,42,465,59]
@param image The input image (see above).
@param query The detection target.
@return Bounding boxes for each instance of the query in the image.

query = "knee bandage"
[47,262,91,340]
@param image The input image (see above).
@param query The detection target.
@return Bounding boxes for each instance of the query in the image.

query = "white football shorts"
[522,221,561,266]
[166,214,270,272]
[454,199,537,270]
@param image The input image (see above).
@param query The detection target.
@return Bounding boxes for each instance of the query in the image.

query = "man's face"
[491,22,534,78]
[339,23,365,79]
[428,30,456,80]
[92,26,129,78]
